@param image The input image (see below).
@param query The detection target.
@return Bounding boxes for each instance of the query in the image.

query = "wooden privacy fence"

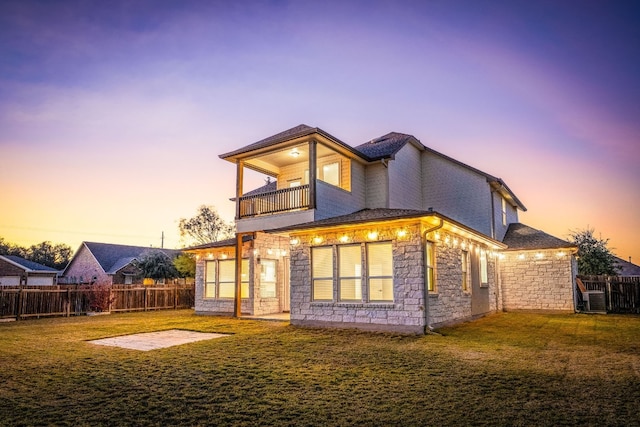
[0,284,195,320]
[577,275,640,314]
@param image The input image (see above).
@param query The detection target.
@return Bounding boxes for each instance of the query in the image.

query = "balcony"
[239,184,310,218]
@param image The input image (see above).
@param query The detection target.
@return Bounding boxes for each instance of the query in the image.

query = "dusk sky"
[1,1,638,262]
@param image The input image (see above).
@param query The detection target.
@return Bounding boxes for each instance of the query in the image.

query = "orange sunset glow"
[1,1,638,263]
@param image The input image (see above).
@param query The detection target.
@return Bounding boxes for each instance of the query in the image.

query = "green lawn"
[0,311,638,426]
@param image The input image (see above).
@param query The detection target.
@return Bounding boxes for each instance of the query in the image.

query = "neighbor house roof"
[0,255,59,272]
[76,242,181,275]
[502,223,575,251]
[613,256,640,276]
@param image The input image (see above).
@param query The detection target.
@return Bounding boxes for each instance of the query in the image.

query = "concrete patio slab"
[89,329,229,351]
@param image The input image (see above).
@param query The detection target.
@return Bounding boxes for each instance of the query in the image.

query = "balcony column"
[235,160,244,220]
[309,140,317,210]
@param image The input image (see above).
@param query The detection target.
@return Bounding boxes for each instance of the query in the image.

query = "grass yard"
[0,311,638,426]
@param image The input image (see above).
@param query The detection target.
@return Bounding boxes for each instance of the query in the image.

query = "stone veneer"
[289,222,499,334]
[193,232,290,316]
[499,250,576,311]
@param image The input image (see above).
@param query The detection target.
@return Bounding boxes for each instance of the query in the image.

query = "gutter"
[422,217,444,334]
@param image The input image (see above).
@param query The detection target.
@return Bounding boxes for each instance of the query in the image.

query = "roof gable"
[354,132,421,160]
[502,223,574,250]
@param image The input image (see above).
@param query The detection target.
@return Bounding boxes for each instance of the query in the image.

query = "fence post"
[66,287,71,317]
[144,287,148,311]
[606,276,612,312]
[174,284,178,309]
[17,286,23,321]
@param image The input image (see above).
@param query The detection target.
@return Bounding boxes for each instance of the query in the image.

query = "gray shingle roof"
[185,235,254,251]
[268,208,434,233]
[353,132,418,160]
[502,223,575,250]
[613,256,640,276]
[82,242,181,273]
[3,255,59,272]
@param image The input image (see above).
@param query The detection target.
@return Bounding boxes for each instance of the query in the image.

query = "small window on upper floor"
[321,162,340,187]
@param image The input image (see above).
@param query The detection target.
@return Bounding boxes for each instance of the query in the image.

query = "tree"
[27,241,72,270]
[178,205,234,245]
[132,250,179,283]
[568,228,619,275]
[0,237,26,257]
[0,238,71,269]
[174,253,196,278]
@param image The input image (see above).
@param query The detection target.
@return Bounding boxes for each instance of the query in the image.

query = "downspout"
[422,217,444,334]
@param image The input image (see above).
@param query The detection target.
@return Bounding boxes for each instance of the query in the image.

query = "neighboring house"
[0,255,59,286]
[63,242,181,285]
[189,124,577,333]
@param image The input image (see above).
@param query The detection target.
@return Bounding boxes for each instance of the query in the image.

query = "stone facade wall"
[193,241,254,315]
[499,250,576,311]
[251,232,290,315]
[193,233,290,316]
[289,223,427,334]
[288,222,500,333]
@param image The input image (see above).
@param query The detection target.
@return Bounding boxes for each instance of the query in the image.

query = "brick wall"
[63,245,112,285]
[499,250,576,311]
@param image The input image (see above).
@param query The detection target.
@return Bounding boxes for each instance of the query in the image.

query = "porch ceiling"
[244,143,340,176]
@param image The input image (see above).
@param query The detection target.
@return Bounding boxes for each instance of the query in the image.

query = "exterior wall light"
[518,253,526,260]
[290,238,300,246]
[535,253,544,259]
[340,235,350,243]
[367,231,378,240]
[313,236,323,245]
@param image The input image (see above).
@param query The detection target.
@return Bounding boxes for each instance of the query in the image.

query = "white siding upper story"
[388,143,423,210]
[421,152,494,237]
[365,162,388,209]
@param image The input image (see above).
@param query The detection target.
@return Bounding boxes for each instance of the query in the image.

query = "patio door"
[470,252,490,315]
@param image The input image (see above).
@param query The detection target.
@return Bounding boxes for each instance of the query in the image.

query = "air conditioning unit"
[583,290,606,313]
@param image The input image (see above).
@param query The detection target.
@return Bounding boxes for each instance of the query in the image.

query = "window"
[501,197,507,226]
[367,242,393,301]
[260,259,277,298]
[339,245,362,301]
[480,251,488,287]
[461,251,469,292]
[311,242,395,303]
[218,260,236,298]
[321,162,340,187]
[312,247,333,301]
[205,259,249,299]
[426,241,436,292]
[124,274,133,285]
[205,261,216,298]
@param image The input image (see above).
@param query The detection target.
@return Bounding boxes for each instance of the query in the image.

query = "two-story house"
[189,125,577,333]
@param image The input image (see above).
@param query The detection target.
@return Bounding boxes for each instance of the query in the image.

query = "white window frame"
[367,242,394,302]
[501,197,507,226]
[311,246,334,301]
[338,245,362,302]
[204,259,249,299]
[426,241,436,292]
[259,259,277,298]
[461,250,469,292]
